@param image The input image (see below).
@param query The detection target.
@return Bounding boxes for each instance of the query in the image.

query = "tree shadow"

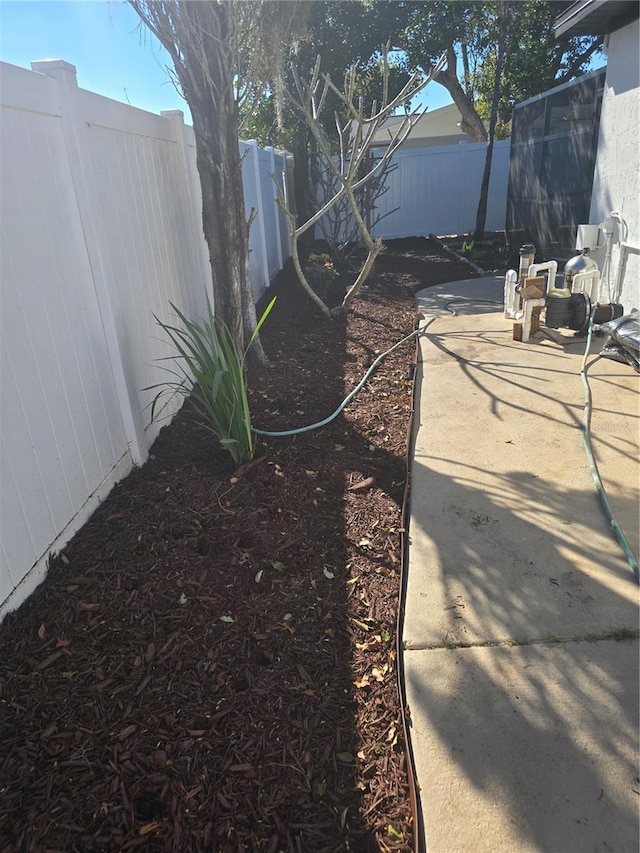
[405,462,639,852]
[402,282,639,850]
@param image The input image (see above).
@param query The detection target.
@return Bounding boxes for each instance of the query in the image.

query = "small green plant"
[304,253,337,297]
[459,237,513,270]
[607,627,640,642]
[147,296,275,466]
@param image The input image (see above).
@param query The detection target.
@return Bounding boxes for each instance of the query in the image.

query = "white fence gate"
[371,139,511,239]
[0,59,291,620]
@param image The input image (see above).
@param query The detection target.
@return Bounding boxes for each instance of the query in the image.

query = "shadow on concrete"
[404,280,639,851]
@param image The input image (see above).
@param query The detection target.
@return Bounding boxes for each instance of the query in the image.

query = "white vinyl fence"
[371,139,511,239]
[0,59,291,620]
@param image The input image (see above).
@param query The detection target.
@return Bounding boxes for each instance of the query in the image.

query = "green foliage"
[240,0,411,155]
[472,1,604,133]
[459,236,514,270]
[147,297,276,466]
[398,0,603,139]
[303,253,338,297]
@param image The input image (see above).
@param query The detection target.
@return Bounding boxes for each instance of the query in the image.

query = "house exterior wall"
[588,17,640,310]
[369,104,471,149]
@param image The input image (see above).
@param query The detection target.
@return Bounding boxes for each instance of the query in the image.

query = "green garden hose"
[580,308,639,582]
[252,323,433,437]
[253,296,638,581]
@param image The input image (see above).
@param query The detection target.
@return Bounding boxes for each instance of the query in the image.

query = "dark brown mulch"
[0,239,471,853]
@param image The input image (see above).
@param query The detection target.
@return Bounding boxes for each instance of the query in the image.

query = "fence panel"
[258,148,281,280]
[371,140,511,239]
[1,60,291,620]
[0,63,130,613]
[272,150,291,264]
[80,90,210,440]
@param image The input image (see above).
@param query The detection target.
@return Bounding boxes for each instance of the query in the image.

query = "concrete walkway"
[404,278,639,852]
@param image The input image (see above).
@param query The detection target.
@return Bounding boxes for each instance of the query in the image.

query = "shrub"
[147,296,275,466]
[304,253,338,297]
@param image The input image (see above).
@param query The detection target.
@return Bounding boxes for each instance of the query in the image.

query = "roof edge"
[555,0,639,38]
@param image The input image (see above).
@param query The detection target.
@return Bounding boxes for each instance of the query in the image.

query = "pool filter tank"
[564,248,598,290]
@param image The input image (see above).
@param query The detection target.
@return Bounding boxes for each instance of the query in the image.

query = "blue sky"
[0,0,453,126]
[0,1,190,117]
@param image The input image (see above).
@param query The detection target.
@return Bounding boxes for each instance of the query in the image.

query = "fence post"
[246,139,270,292]
[265,147,283,270]
[161,110,211,314]
[31,59,147,465]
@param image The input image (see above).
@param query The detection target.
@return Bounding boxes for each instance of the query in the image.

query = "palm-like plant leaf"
[145,296,276,465]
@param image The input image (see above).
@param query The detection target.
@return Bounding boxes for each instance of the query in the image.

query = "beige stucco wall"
[588,17,640,311]
[370,104,471,149]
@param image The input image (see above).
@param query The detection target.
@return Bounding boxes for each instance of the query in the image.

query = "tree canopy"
[243,1,604,147]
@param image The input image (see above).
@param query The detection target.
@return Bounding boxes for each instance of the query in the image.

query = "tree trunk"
[474,4,511,240]
[192,106,266,365]
[128,0,267,366]
[437,46,487,143]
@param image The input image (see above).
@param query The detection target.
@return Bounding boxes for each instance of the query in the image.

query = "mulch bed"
[0,239,472,852]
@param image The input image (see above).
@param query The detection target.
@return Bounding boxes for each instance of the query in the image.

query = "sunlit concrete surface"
[404,278,639,852]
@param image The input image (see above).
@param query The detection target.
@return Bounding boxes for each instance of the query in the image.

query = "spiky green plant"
[147,296,275,466]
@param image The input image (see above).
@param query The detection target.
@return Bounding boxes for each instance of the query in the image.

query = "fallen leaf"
[178,592,188,605]
[139,821,160,836]
[219,615,234,623]
[254,570,264,583]
[381,629,391,642]
[346,576,360,585]
[353,676,370,689]
[386,824,404,842]
[323,566,335,580]
[271,560,285,572]
[305,470,318,476]
[37,624,46,640]
[334,444,344,451]
[348,476,376,492]
[371,667,385,682]
[60,554,69,565]
[355,636,382,651]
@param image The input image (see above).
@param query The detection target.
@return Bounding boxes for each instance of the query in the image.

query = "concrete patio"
[403,277,639,852]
